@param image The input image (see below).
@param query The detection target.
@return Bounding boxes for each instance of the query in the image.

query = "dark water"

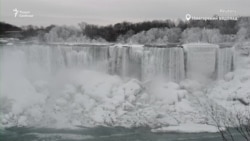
[0,126,244,141]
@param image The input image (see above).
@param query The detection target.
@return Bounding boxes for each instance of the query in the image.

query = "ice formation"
[183,43,235,82]
[0,43,243,132]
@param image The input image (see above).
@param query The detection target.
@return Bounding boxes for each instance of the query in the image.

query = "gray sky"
[1,0,250,27]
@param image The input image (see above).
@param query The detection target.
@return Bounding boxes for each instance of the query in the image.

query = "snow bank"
[207,54,250,114]
[151,123,221,133]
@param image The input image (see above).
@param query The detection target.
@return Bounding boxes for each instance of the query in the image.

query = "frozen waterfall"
[0,42,236,127]
[0,43,235,83]
[183,43,235,81]
[142,45,185,82]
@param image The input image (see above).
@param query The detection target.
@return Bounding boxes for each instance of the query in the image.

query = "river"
[0,126,244,141]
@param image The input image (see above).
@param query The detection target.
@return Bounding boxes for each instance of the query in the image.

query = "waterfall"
[183,43,219,81]
[0,42,237,128]
[183,43,235,81]
[216,46,235,79]
[141,46,185,82]
[108,45,143,80]
[0,43,235,83]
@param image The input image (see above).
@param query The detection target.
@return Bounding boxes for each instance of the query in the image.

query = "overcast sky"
[1,0,250,27]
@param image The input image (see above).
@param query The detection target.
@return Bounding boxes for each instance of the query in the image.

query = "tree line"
[1,17,250,43]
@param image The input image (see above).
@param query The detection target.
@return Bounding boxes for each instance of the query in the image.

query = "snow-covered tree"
[181,28,222,43]
[124,27,181,44]
[43,25,106,43]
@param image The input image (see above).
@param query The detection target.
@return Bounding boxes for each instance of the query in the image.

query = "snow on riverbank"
[151,123,223,133]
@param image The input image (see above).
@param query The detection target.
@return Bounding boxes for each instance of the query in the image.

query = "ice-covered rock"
[180,79,203,91]
[224,72,234,81]
[17,116,27,127]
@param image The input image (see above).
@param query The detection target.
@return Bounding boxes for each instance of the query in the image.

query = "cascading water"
[0,42,236,128]
[13,44,111,74]
[108,44,185,82]
[0,43,235,86]
[216,46,235,79]
[108,45,143,80]
[183,43,235,81]
[183,43,218,81]
[141,46,185,82]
